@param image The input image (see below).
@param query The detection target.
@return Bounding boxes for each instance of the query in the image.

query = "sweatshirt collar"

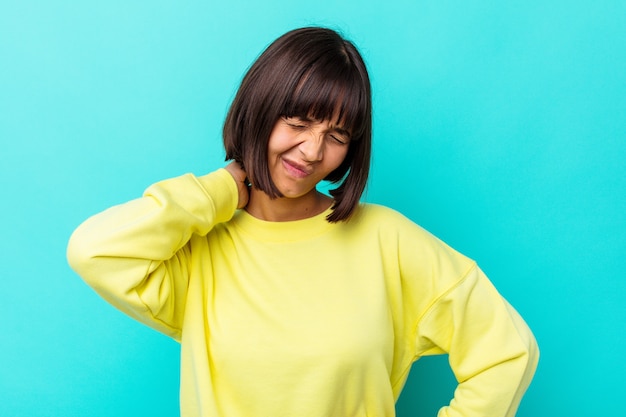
[230,207,334,242]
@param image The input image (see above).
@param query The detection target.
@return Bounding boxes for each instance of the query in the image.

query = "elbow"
[505,300,540,381]
[66,227,97,281]
[523,331,540,378]
[511,326,540,393]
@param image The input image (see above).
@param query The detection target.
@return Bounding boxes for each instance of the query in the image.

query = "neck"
[245,188,332,222]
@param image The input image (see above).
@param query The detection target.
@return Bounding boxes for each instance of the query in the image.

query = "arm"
[66,168,240,340]
[415,265,539,417]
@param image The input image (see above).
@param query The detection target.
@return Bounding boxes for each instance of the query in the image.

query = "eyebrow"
[332,126,352,139]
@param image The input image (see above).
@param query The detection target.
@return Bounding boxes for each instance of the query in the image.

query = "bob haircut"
[223,27,372,222]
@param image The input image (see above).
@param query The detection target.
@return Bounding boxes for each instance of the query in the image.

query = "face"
[266,116,351,199]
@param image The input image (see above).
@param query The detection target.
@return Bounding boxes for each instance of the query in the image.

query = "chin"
[277,185,315,200]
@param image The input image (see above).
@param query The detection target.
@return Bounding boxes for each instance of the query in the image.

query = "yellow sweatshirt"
[67,168,538,417]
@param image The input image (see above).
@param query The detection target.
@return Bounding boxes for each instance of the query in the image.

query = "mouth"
[281,158,312,178]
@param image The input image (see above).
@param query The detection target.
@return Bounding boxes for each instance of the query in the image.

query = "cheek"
[268,131,294,156]
[331,147,350,169]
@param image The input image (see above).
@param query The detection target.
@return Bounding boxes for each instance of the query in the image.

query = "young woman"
[67,27,538,417]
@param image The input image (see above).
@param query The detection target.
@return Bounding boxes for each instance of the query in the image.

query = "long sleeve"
[378,206,539,416]
[414,265,539,417]
[67,168,238,340]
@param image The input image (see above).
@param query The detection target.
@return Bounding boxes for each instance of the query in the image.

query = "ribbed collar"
[230,207,335,243]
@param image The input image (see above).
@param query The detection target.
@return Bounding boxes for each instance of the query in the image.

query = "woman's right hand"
[225,161,250,209]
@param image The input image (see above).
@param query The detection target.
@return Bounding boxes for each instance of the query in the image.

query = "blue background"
[1,1,624,416]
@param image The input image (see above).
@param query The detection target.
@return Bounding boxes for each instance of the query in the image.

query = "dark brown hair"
[223,27,372,222]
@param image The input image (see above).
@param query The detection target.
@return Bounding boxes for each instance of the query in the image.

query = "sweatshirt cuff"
[195,168,239,224]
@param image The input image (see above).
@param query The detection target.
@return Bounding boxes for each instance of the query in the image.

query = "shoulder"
[351,203,422,231]
[353,202,403,220]
[351,203,473,263]
[344,203,436,243]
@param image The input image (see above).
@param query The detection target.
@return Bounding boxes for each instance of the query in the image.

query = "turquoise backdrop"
[1,1,624,416]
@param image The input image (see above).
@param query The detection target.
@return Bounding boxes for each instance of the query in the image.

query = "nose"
[299,131,324,162]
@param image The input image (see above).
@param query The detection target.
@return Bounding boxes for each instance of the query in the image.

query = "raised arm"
[67,168,239,340]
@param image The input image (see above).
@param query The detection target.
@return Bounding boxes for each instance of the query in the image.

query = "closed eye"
[282,116,350,144]
[330,134,348,145]
[282,117,307,129]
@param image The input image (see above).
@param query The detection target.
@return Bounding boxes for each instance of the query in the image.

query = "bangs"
[282,57,368,139]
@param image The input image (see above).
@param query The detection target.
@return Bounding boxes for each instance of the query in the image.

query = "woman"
[67,27,538,417]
